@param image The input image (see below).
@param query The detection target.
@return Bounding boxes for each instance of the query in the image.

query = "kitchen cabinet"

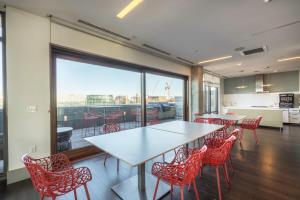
[282,110,289,123]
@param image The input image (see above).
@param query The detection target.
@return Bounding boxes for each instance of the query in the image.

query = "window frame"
[0,11,7,180]
[50,44,189,160]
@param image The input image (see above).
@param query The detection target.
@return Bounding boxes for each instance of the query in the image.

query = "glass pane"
[204,85,210,113]
[146,73,184,125]
[210,87,218,113]
[56,58,142,152]
[0,42,3,174]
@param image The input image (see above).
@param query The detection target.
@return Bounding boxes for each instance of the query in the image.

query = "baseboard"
[7,167,29,185]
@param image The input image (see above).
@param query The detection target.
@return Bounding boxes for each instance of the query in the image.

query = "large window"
[51,47,187,159]
[203,73,220,114]
[0,13,5,177]
[146,73,184,125]
[56,59,142,152]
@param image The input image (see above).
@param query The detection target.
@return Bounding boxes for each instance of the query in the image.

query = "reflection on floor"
[2,125,300,200]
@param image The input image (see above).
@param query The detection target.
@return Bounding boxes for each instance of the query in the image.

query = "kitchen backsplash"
[224,92,300,108]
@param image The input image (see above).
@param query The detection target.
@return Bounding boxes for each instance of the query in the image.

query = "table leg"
[138,163,146,191]
[111,162,170,200]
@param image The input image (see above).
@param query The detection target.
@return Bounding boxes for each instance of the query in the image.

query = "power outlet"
[28,145,37,153]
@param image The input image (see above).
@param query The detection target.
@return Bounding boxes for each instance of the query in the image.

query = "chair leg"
[153,178,160,200]
[180,186,185,200]
[216,166,222,200]
[170,184,173,200]
[229,154,234,172]
[240,129,244,141]
[223,163,231,189]
[253,129,259,144]
[51,196,56,200]
[74,189,77,200]
[162,154,165,162]
[84,183,91,200]
[192,180,200,200]
[40,194,44,200]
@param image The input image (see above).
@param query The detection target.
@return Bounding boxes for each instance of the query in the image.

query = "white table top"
[85,122,222,167]
[200,114,246,121]
[148,120,224,138]
[85,127,189,166]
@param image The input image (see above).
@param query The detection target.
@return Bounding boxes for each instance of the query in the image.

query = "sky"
[57,58,184,98]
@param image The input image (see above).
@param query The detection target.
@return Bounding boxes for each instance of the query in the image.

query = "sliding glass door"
[51,47,188,159]
[204,86,219,114]
[0,13,5,178]
[146,73,185,125]
[55,58,142,157]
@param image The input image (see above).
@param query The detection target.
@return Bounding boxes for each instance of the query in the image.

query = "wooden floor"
[1,125,300,200]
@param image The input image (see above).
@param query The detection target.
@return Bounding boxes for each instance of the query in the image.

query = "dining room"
[0,1,300,200]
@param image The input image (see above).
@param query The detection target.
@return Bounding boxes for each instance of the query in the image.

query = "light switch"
[26,105,37,113]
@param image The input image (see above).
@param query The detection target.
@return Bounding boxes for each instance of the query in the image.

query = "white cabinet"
[282,110,289,123]
[288,108,300,124]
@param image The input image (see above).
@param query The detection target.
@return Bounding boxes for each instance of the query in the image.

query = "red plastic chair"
[103,123,121,171]
[22,153,92,200]
[152,146,207,200]
[225,112,235,115]
[203,136,237,200]
[240,116,263,144]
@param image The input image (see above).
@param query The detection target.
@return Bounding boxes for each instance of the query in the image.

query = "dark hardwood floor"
[1,125,300,200]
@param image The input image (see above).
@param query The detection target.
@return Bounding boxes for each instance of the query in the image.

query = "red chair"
[225,112,235,115]
[240,116,263,144]
[152,146,207,200]
[83,112,100,136]
[203,136,237,200]
[103,123,121,171]
[22,153,92,200]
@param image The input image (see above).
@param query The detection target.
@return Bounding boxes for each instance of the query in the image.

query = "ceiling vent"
[142,44,171,55]
[240,46,267,56]
[78,19,131,41]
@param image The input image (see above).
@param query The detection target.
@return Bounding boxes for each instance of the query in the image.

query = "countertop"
[224,106,285,111]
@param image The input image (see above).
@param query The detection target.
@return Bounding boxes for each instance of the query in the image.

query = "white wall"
[6,7,51,172]
[6,6,191,181]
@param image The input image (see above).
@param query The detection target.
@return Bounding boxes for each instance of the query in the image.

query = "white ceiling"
[2,0,300,77]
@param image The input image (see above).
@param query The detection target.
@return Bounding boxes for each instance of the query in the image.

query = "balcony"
[57,103,182,152]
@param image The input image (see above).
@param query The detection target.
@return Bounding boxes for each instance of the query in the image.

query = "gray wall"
[224,71,299,94]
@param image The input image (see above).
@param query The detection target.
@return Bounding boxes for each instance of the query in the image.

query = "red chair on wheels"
[203,136,237,200]
[103,123,121,171]
[240,116,263,144]
[152,145,207,200]
[22,153,92,200]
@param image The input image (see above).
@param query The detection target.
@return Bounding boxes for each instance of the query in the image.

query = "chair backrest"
[226,112,235,115]
[103,123,121,134]
[209,118,223,125]
[22,155,50,194]
[194,117,213,123]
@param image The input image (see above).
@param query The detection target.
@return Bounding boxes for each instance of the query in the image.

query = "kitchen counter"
[223,107,283,129]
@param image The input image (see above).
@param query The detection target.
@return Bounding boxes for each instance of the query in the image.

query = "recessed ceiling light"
[198,55,232,64]
[264,0,272,3]
[239,70,244,72]
[117,0,143,19]
[265,66,271,69]
[273,70,278,72]
[277,56,300,62]
[237,63,242,66]
[254,70,260,73]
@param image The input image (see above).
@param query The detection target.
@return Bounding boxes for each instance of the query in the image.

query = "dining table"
[200,113,247,122]
[85,121,223,200]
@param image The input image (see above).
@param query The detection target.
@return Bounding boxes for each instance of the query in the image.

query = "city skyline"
[56,58,184,101]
